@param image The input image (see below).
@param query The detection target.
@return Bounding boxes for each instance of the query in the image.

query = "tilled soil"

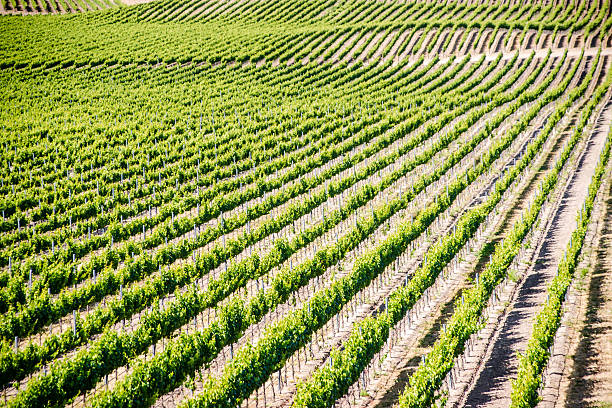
[553,109,612,408]
[456,79,612,408]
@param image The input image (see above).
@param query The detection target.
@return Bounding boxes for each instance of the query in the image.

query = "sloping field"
[1,1,612,408]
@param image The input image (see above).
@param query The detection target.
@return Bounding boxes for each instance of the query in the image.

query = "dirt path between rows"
[358,55,580,408]
[551,109,612,408]
[458,79,612,408]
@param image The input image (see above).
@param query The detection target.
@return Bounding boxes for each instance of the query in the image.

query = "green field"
[1,1,612,408]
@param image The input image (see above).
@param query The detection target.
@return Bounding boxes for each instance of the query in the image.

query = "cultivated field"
[1,1,612,408]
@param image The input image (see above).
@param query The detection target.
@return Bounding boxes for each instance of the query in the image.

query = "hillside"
[1,1,612,408]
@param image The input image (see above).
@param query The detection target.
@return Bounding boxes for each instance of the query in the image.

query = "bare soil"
[553,102,612,408]
[456,65,612,408]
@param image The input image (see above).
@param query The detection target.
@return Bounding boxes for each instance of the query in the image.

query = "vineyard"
[1,0,612,407]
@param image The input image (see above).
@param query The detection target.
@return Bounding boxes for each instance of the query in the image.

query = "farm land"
[1,1,612,408]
